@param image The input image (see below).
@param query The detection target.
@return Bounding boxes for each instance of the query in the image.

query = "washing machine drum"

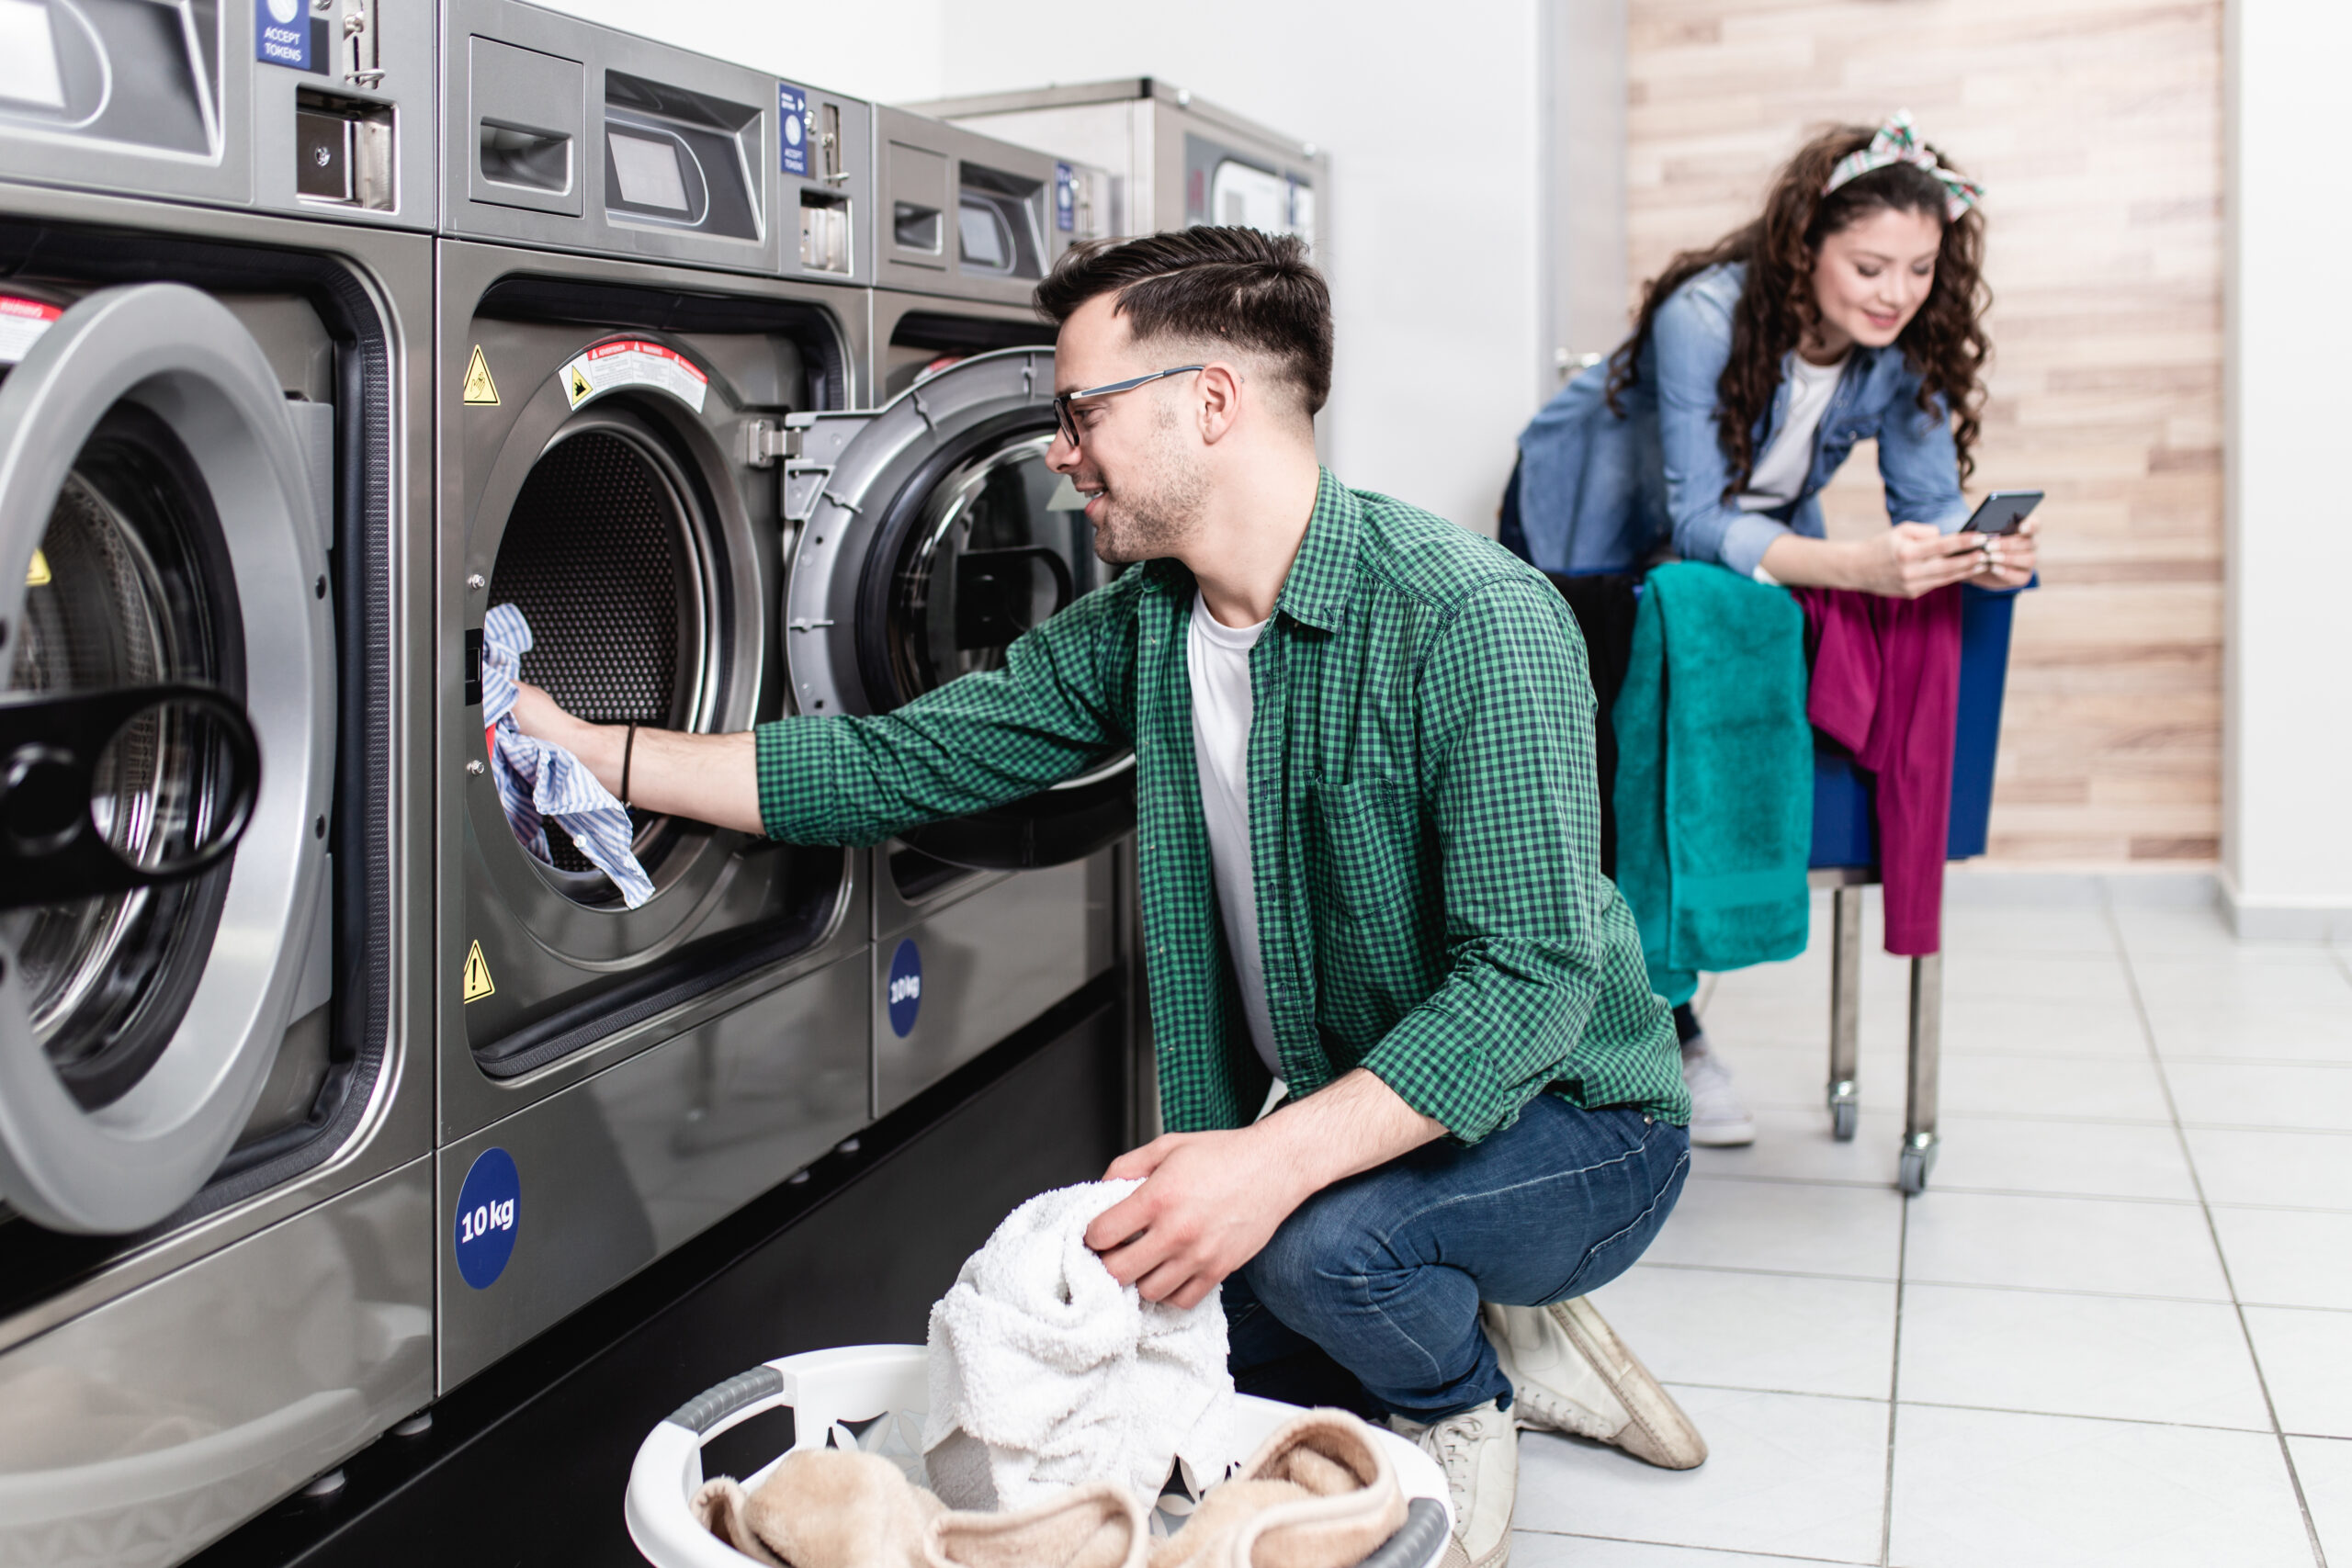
[486,413,717,889]
[0,285,334,1235]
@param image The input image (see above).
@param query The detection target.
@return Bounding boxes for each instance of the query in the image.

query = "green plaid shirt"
[757,472,1686,1138]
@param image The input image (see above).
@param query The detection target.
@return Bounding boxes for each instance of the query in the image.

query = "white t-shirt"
[1187,591,1283,1078]
[1738,351,1849,513]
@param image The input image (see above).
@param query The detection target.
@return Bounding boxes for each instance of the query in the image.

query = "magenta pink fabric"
[1793,585,1964,956]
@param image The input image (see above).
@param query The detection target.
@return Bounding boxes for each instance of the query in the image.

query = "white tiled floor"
[1513,875,2352,1567]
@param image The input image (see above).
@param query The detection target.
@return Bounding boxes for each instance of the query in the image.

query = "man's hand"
[502,680,765,836]
[509,682,611,785]
[1084,1067,1447,1310]
[1084,1128,1310,1311]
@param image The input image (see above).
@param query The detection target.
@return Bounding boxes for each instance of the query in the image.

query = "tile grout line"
[1650,1377,2293,1437]
[1515,1527,1873,1566]
[1878,1179,1909,1568]
[2105,891,2330,1568]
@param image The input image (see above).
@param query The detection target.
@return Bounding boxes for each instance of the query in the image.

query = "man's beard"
[1083,413,1206,564]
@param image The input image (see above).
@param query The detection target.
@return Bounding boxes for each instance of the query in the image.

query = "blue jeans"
[1225,1096,1690,1422]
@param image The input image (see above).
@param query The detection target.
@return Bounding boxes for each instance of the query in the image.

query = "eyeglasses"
[1051,366,1206,448]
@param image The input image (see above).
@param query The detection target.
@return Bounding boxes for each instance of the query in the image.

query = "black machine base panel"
[194,976,1125,1567]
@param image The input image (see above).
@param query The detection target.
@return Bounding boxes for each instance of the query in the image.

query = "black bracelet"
[620,723,637,807]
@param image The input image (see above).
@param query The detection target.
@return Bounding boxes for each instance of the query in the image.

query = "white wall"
[534,0,1551,536]
[2223,0,2352,938]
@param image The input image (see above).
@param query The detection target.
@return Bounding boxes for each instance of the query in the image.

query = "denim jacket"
[1510,263,1972,578]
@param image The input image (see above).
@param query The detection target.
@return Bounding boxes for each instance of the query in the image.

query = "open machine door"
[780,348,1134,869]
[0,285,333,1235]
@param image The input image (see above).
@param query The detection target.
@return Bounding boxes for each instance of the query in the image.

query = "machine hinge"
[742,417,800,468]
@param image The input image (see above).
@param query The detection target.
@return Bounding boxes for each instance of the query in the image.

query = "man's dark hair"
[1034,227,1333,419]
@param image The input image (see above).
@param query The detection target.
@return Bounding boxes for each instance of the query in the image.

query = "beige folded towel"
[926,1482,1148,1568]
[1149,1412,1408,1568]
[691,1448,1144,1568]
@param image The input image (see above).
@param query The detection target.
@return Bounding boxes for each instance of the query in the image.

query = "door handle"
[0,683,262,909]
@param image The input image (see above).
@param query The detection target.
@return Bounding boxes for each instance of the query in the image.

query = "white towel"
[923,1179,1238,1513]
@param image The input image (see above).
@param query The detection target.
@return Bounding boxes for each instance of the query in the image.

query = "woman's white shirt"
[1738,351,1849,514]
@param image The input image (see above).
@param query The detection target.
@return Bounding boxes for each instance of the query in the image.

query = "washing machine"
[434,0,888,1395]
[0,3,436,1563]
[780,344,1134,1121]
[910,78,1326,256]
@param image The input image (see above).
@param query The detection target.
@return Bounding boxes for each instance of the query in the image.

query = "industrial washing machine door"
[0,285,334,1235]
[781,349,1134,869]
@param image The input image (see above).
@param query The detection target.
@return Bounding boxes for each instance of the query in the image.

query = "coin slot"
[799,191,851,274]
[295,88,394,210]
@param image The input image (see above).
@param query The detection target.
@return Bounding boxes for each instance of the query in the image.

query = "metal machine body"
[0,4,437,1557]
[865,107,1108,403]
[910,79,1325,258]
[431,5,1123,1401]
[444,0,874,284]
[0,0,435,230]
[435,0,881,1395]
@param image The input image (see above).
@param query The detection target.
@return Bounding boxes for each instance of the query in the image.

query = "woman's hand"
[1849,522,1994,598]
[1977,516,2039,589]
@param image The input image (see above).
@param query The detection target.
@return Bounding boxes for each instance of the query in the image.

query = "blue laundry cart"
[1805,580,2030,1195]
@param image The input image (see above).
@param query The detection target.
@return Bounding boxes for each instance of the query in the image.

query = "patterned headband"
[1823,110,1985,220]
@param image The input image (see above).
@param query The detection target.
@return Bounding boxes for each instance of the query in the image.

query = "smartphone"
[1963,490,2043,537]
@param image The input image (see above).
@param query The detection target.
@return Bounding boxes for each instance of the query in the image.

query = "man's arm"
[512,690,763,834]
[510,580,1136,842]
[1084,1068,1443,1308]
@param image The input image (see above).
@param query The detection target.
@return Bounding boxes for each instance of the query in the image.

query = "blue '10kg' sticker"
[453,1145,520,1290]
[888,937,922,1038]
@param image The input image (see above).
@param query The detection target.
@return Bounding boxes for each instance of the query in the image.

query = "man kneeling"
[514,228,1705,1568]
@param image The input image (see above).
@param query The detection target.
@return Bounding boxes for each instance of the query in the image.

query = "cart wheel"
[1830,1100,1858,1142]
[1898,1145,1931,1195]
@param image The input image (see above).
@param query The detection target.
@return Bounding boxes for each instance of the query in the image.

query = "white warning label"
[0,296,62,365]
[560,338,708,413]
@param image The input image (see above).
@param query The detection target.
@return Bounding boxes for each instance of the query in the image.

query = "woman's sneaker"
[1680,1032,1756,1147]
[1388,1399,1516,1568]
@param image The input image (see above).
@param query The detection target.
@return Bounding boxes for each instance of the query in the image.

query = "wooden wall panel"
[1624,0,2223,865]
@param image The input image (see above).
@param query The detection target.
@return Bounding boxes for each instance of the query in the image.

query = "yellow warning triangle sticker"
[462,941,496,1003]
[566,364,593,407]
[462,344,500,405]
[25,546,50,586]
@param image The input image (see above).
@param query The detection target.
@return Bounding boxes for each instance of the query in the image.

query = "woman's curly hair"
[1606,123,1990,496]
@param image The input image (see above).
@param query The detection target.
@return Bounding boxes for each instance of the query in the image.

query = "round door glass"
[4,407,242,1111]
[880,434,1104,705]
[486,410,721,902]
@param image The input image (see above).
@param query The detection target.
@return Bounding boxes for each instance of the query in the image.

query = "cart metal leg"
[1899,952,1942,1194]
[1826,886,1862,1141]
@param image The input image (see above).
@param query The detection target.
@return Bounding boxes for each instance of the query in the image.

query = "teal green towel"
[1612,561,1812,1006]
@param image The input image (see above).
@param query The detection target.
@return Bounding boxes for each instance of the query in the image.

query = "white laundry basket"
[626,1344,1454,1568]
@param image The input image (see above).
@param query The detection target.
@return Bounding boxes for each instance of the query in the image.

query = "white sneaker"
[1388,1399,1516,1568]
[1483,1298,1708,1470]
[1680,1032,1756,1147]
